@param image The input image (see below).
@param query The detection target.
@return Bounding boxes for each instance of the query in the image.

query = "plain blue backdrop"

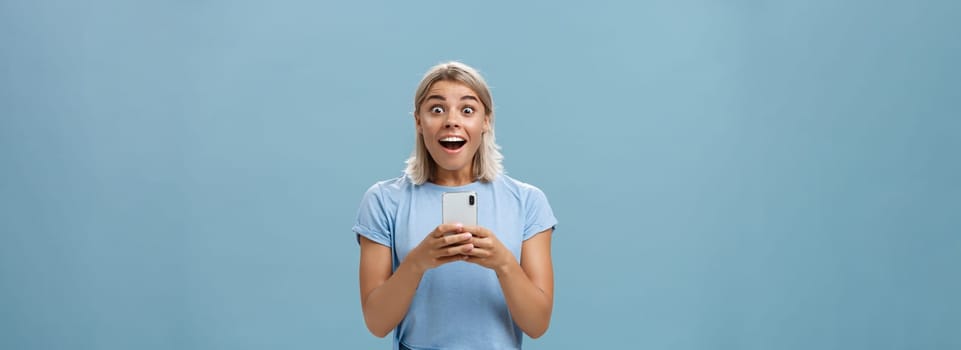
[2,0,959,349]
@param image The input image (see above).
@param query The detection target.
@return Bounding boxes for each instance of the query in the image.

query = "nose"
[443,113,460,129]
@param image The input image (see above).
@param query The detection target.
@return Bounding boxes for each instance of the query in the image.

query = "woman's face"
[416,80,490,176]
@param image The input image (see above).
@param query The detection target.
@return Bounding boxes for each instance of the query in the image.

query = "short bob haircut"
[405,62,504,185]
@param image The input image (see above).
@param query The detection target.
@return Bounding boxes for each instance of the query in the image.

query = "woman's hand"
[405,223,475,273]
[462,226,517,273]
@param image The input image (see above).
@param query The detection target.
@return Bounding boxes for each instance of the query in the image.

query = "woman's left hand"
[462,226,516,272]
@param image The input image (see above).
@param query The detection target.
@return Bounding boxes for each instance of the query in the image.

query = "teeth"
[440,136,465,142]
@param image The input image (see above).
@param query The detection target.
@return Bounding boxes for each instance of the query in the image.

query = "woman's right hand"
[406,223,475,273]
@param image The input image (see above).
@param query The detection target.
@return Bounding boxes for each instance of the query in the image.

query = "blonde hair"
[405,61,504,185]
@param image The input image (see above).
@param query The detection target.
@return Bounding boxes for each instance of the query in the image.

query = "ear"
[484,114,491,132]
[414,114,422,133]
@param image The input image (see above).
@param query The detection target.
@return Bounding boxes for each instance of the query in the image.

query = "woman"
[354,61,557,350]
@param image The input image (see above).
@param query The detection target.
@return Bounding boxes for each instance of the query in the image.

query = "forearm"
[362,260,424,337]
[495,261,553,338]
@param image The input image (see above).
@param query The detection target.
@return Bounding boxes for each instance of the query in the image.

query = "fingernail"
[462,233,472,239]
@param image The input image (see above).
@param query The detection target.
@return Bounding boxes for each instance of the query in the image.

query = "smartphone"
[442,191,477,226]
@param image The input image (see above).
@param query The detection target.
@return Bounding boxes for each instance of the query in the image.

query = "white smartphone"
[442,191,477,226]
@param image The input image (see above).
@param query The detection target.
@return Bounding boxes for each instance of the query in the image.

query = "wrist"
[494,259,520,278]
[400,256,428,277]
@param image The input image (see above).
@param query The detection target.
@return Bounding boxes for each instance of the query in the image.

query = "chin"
[429,150,475,171]
[436,161,471,172]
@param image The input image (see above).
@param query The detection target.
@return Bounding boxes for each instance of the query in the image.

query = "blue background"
[2,0,959,348]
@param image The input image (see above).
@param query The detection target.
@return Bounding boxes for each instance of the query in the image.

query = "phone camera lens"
[469,195,475,205]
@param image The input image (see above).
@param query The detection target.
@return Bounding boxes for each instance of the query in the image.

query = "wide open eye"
[462,106,474,114]
[431,106,445,114]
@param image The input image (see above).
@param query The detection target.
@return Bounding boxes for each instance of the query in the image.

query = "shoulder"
[361,175,415,204]
[493,174,549,201]
[366,175,413,193]
[495,175,556,235]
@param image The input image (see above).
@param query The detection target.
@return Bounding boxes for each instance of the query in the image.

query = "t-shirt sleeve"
[523,186,558,240]
[352,183,393,247]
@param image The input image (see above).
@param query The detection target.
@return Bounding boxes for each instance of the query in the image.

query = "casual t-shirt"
[353,174,557,350]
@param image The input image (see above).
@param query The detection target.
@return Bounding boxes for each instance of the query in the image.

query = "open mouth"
[439,136,467,151]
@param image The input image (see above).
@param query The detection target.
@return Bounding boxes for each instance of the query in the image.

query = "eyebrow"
[425,95,480,102]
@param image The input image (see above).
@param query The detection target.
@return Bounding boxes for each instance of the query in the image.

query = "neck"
[431,167,474,187]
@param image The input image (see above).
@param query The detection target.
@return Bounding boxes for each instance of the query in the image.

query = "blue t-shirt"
[353,174,557,350]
